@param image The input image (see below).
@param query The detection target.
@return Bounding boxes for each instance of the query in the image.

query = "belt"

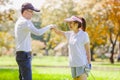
[16,51,31,54]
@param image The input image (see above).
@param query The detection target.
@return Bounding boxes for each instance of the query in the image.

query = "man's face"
[24,9,33,19]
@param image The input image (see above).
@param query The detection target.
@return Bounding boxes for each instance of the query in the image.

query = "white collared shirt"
[15,16,51,52]
[64,30,90,67]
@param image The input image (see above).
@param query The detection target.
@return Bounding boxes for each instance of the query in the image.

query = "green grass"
[32,56,69,66]
[0,56,120,80]
[0,67,72,80]
[0,67,120,80]
[0,68,18,80]
[0,56,69,66]
[88,70,120,80]
[92,60,120,68]
[0,56,120,67]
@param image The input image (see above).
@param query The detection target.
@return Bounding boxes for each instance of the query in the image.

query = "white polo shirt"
[15,16,51,52]
[64,30,90,67]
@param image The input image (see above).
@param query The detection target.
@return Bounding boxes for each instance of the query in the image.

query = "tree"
[74,0,108,61]
[40,0,119,60]
[102,0,119,63]
[0,0,15,56]
[40,0,77,55]
[0,0,15,32]
[91,0,120,63]
[0,32,14,56]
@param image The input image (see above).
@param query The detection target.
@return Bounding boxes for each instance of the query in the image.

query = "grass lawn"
[0,56,120,80]
[0,56,120,67]
[0,67,72,80]
[0,67,120,80]
[0,56,69,66]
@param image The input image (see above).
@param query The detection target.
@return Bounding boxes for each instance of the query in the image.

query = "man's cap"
[22,2,40,12]
[64,16,82,23]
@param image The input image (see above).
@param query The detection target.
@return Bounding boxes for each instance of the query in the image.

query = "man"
[14,2,53,80]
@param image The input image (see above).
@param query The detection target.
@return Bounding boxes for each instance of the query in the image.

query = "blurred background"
[0,0,120,80]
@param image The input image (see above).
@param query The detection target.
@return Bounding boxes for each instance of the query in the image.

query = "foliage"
[40,0,108,58]
[0,0,15,56]
[0,9,15,23]
[0,0,15,24]
[32,40,46,55]
[0,0,16,36]
[91,0,120,63]
[0,32,14,55]
[41,0,76,28]
[40,0,77,55]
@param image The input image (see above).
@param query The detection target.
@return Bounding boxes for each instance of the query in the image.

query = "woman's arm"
[52,28,66,38]
[85,42,91,64]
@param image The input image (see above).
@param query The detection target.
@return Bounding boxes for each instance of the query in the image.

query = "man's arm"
[27,21,53,36]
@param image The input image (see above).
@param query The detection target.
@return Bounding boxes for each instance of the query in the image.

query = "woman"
[53,16,91,80]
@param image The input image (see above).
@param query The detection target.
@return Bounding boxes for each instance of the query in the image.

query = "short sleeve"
[64,31,72,40]
[84,32,90,44]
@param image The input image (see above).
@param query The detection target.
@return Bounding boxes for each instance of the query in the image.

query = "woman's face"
[68,21,78,31]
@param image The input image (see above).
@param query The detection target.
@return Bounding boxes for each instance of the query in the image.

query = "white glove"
[84,64,91,77]
[47,24,54,29]
[85,64,91,73]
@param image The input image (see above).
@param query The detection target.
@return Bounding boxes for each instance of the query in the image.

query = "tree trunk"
[110,45,115,63]
[91,46,95,61]
[117,41,120,62]
[45,49,49,56]
[109,31,119,63]
[44,32,51,56]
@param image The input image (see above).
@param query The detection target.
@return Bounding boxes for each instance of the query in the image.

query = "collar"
[20,16,31,22]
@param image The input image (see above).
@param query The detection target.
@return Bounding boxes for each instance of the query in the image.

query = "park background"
[0,0,120,80]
